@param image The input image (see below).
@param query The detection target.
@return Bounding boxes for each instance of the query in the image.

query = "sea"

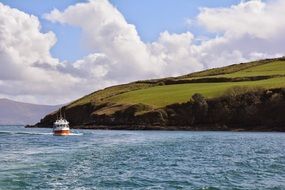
[0,126,284,190]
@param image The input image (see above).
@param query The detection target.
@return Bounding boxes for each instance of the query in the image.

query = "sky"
[0,0,284,105]
[0,0,242,62]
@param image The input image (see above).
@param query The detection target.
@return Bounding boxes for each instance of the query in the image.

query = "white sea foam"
[0,131,51,135]
[68,133,83,136]
[0,131,83,136]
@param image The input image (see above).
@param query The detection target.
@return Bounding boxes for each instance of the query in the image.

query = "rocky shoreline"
[26,124,285,132]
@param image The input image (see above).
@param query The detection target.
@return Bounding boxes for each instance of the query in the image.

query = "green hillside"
[107,77,285,107]
[188,60,285,79]
[67,57,285,114]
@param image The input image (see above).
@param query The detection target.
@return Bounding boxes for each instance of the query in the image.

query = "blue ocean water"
[0,126,284,190]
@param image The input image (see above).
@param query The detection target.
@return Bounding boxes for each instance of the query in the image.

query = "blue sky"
[0,0,241,62]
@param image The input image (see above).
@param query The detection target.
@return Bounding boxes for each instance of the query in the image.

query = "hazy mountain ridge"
[0,98,61,125]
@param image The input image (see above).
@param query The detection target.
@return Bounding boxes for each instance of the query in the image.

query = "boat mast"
[59,108,62,119]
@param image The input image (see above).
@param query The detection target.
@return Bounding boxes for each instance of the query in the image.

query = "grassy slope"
[108,77,285,108]
[67,83,154,108]
[67,58,285,113]
[179,58,277,78]
[185,60,285,79]
[220,60,285,77]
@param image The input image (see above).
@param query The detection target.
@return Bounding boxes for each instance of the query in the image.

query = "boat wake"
[0,131,83,136]
[0,131,52,135]
[68,133,83,136]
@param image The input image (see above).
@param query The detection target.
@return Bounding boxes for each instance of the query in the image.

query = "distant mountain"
[0,98,61,125]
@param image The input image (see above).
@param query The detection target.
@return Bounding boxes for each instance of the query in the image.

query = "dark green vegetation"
[32,57,285,131]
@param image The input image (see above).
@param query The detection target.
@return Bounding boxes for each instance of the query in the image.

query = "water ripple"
[0,127,285,189]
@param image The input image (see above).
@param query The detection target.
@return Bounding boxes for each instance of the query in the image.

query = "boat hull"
[53,129,70,136]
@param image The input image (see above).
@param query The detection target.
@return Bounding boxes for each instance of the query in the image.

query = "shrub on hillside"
[191,93,208,123]
[223,86,264,97]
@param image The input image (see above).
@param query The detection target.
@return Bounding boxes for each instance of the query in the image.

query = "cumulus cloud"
[0,3,57,79]
[198,0,285,39]
[149,31,203,76]
[0,3,81,104]
[45,0,204,82]
[1,0,285,104]
[46,0,158,82]
[45,0,285,80]
[195,0,285,67]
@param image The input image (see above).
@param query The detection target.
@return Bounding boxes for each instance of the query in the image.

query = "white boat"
[53,111,70,136]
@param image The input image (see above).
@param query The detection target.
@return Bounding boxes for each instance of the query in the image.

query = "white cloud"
[198,0,285,39]
[0,3,57,80]
[194,0,285,68]
[46,0,159,82]
[0,3,81,104]
[1,0,285,104]
[149,31,203,76]
[45,0,209,80]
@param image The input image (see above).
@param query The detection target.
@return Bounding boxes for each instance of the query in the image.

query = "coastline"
[25,124,285,132]
[31,87,285,133]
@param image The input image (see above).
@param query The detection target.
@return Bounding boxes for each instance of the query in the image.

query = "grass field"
[66,58,285,111]
[187,60,285,79]
[67,83,153,108]
[223,61,285,77]
[107,77,285,107]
